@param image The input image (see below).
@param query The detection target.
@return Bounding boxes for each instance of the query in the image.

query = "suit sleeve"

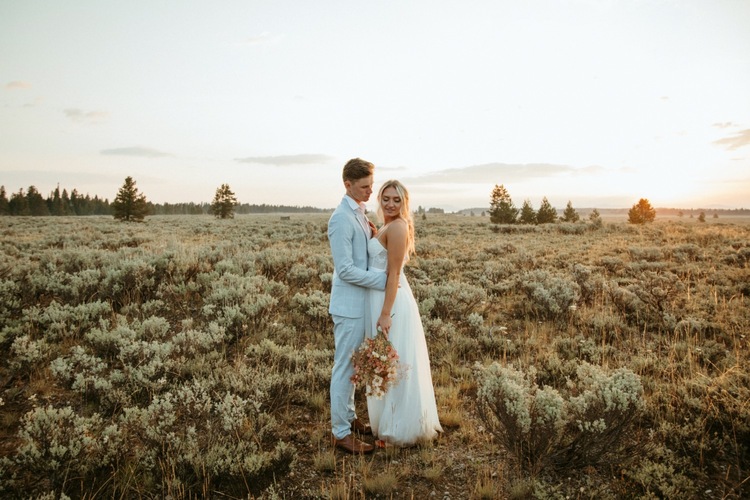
[328,212,387,291]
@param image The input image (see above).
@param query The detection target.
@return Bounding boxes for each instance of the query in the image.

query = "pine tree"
[27,186,49,216]
[49,185,66,216]
[627,198,656,224]
[112,176,149,222]
[589,208,603,229]
[0,186,9,215]
[9,188,29,215]
[211,184,238,219]
[489,184,518,224]
[61,189,72,215]
[561,200,580,222]
[519,199,537,224]
[536,197,557,224]
[70,189,83,215]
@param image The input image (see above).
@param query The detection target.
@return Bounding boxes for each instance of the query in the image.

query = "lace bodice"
[368,237,388,271]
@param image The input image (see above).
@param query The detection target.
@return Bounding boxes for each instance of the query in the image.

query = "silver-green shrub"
[200,273,284,336]
[242,339,332,406]
[119,377,294,490]
[10,334,50,371]
[519,269,580,321]
[0,279,23,328]
[290,290,330,331]
[416,280,487,320]
[477,361,643,476]
[13,405,104,483]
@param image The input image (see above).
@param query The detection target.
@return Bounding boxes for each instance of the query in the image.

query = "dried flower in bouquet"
[350,331,401,399]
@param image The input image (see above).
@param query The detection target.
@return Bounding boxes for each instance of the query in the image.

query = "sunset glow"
[1,1,748,211]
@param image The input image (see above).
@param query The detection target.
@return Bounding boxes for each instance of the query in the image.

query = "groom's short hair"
[342,158,375,182]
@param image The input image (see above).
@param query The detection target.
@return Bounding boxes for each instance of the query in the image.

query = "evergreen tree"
[210,183,238,219]
[93,195,110,215]
[0,186,9,215]
[112,176,149,222]
[561,200,580,222]
[489,184,518,224]
[9,188,29,215]
[536,197,557,224]
[589,208,603,229]
[628,198,656,224]
[70,189,83,215]
[519,199,537,224]
[49,185,66,216]
[27,185,49,216]
[698,211,706,223]
[61,189,72,215]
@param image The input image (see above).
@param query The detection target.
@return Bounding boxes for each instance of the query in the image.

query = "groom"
[328,158,387,454]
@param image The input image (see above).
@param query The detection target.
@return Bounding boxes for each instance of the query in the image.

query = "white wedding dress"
[365,237,443,446]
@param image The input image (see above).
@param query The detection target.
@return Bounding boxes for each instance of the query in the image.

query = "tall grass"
[0,214,747,498]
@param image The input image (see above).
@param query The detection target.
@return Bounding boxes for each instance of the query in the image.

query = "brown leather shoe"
[351,418,373,435]
[332,433,374,454]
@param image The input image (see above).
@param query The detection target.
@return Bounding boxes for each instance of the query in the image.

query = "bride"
[365,179,442,447]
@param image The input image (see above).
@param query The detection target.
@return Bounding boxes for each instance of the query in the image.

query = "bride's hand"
[368,220,378,236]
[377,313,392,338]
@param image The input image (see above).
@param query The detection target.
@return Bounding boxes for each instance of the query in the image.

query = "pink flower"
[350,333,402,399]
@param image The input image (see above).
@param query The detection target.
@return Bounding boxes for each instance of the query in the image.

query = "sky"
[1,0,749,212]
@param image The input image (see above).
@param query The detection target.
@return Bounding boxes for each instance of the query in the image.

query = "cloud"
[234,154,335,166]
[713,129,750,151]
[713,122,738,129]
[405,163,606,185]
[23,97,44,108]
[101,147,171,158]
[64,108,110,124]
[378,165,409,173]
[5,81,32,90]
[239,32,283,46]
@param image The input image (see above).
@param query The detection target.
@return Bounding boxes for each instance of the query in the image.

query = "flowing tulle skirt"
[365,273,442,446]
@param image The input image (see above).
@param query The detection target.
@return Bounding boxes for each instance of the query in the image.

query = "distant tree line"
[487,184,749,227]
[416,206,445,215]
[0,185,111,216]
[149,202,333,215]
[0,183,334,217]
[488,184,646,226]
[236,204,331,214]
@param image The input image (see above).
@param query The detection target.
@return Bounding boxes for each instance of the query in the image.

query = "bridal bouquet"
[350,332,401,399]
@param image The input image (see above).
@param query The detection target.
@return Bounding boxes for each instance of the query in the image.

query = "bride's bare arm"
[377,219,408,337]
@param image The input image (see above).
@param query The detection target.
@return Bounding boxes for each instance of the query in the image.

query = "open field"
[1,214,748,498]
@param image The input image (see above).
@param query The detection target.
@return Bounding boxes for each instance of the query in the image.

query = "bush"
[416,280,487,320]
[11,406,106,492]
[477,361,644,476]
[518,270,580,321]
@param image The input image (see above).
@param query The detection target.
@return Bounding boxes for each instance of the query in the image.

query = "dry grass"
[0,213,748,498]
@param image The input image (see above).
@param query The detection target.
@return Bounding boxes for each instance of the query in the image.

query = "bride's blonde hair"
[377,179,415,259]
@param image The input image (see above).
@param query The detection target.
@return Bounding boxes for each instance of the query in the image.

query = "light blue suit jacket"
[328,196,387,318]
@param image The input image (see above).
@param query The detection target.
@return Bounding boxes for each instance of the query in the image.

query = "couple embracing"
[328,158,442,454]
